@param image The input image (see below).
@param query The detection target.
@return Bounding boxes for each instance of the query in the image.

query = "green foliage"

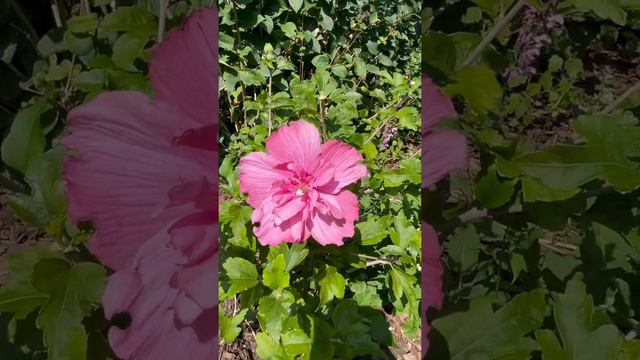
[218,0,421,358]
[426,1,640,359]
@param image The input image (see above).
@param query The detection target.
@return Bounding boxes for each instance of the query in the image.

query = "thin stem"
[462,0,528,68]
[157,0,167,43]
[600,81,640,114]
[267,71,272,135]
[51,3,63,28]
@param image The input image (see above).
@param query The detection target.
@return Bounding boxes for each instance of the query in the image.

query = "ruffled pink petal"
[103,223,216,360]
[308,209,354,246]
[317,190,358,222]
[63,92,208,270]
[317,140,367,193]
[150,8,217,127]
[266,120,322,172]
[274,196,307,222]
[253,197,309,246]
[423,130,468,187]
[238,152,290,208]
[423,75,456,132]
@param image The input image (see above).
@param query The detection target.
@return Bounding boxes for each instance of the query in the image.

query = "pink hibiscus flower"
[238,120,367,246]
[62,8,218,359]
[422,75,467,357]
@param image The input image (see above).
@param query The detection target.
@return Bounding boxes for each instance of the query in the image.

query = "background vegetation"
[218,0,423,358]
[425,0,640,359]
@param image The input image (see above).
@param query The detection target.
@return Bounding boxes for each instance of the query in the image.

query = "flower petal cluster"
[239,120,367,246]
[63,8,218,359]
[422,75,467,355]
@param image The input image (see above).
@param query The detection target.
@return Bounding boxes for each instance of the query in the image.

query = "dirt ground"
[0,190,53,286]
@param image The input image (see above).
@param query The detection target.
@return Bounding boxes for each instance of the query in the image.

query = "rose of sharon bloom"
[62,8,217,360]
[239,120,367,246]
[422,75,467,357]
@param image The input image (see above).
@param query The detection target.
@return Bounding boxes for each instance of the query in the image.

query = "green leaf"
[390,268,416,301]
[257,291,294,340]
[280,22,297,39]
[282,328,311,357]
[64,31,93,56]
[100,6,156,37]
[396,106,420,131]
[75,69,106,92]
[381,158,421,187]
[444,64,502,114]
[112,33,147,72]
[476,165,516,209]
[536,329,570,359]
[256,332,287,359]
[521,177,579,202]
[356,215,390,246]
[306,315,335,360]
[319,266,345,305]
[510,253,527,283]
[288,0,303,13]
[590,222,634,271]
[389,212,419,250]
[422,31,457,75]
[219,308,248,343]
[311,54,330,71]
[508,113,640,193]
[545,277,622,359]
[67,14,98,33]
[263,254,290,290]
[33,259,107,360]
[1,100,48,174]
[319,9,334,31]
[354,58,367,79]
[621,340,640,360]
[574,0,627,25]
[446,225,482,272]
[0,248,63,319]
[222,258,259,298]
[350,281,382,308]
[331,300,384,358]
[432,290,546,359]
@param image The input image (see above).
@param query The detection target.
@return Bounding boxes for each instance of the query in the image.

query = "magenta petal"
[275,196,307,222]
[308,210,353,246]
[238,152,290,208]
[423,75,456,131]
[317,140,367,192]
[423,130,468,187]
[266,120,322,172]
[64,7,218,359]
[318,190,358,222]
[150,8,217,127]
[103,228,216,360]
[63,92,208,270]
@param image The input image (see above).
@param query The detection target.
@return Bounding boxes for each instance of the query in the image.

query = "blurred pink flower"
[62,8,218,360]
[422,75,467,357]
[239,120,367,246]
[423,76,467,186]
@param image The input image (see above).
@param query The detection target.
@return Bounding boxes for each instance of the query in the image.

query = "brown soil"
[0,190,52,285]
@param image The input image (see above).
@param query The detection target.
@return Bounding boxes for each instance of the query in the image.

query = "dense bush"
[218,0,423,358]
[425,0,640,358]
